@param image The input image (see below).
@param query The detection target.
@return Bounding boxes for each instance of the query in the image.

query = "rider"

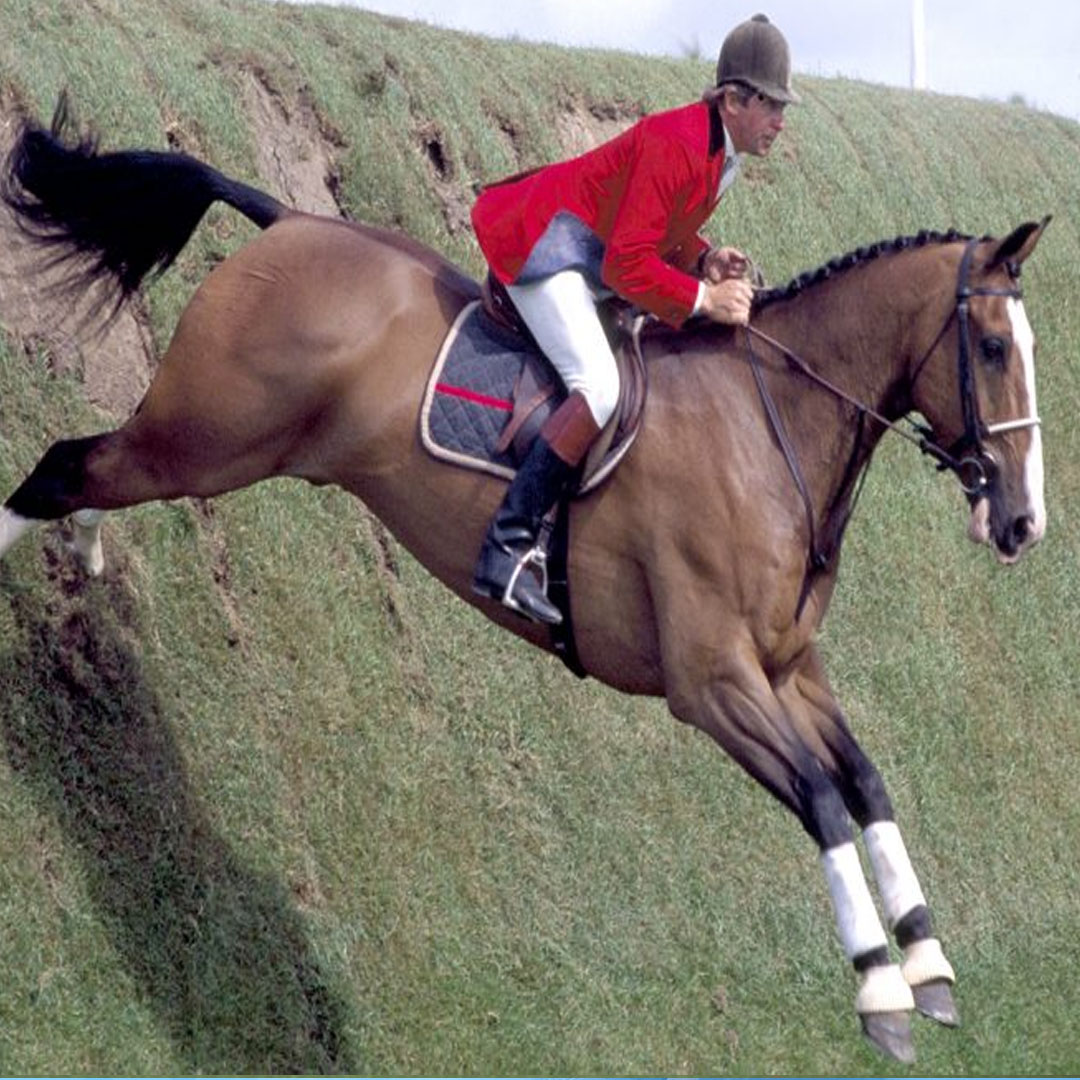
[471,13,798,624]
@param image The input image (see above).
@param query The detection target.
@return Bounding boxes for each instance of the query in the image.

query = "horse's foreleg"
[789,650,958,1027]
[677,668,917,1063]
[862,824,957,1025]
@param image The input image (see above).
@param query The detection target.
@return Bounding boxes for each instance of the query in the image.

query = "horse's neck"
[751,273,930,529]
[766,287,918,413]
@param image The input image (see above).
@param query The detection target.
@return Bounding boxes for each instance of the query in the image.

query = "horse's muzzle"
[967,495,1045,564]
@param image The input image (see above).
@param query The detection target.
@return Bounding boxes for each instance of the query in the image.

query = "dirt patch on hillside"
[0,73,351,422]
[555,101,641,157]
[421,100,640,239]
[241,67,345,217]
[416,122,473,236]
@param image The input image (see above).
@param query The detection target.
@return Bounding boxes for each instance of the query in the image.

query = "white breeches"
[506,270,620,428]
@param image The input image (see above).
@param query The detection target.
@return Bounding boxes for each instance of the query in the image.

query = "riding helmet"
[716,13,800,104]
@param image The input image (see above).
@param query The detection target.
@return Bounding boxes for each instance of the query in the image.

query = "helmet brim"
[717,77,801,105]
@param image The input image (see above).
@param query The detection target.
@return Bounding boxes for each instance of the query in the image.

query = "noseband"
[912,237,1041,495]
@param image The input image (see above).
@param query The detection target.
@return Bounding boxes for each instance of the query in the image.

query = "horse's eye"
[980,335,1008,367]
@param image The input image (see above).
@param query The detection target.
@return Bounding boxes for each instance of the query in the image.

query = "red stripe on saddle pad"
[435,382,513,411]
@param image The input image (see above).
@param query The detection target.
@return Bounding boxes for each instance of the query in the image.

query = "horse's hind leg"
[70,509,106,575]
[787,648,959,1027]
[0,505,36,562]
[0,420,231,575]
[0,505,104,574]
[0,434,112,573]
[1,358,317,575]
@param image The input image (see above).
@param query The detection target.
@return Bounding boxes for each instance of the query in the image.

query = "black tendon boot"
[473,392,601,624]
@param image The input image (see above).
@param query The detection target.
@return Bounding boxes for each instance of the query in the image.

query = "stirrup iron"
[501,542,549,616]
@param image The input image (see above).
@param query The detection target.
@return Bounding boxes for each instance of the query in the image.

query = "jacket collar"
[708,101,724,157]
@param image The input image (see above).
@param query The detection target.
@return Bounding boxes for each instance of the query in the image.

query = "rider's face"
[724,90,787,157]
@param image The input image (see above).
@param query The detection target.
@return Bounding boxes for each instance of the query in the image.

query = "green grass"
[2,0,1080,1073]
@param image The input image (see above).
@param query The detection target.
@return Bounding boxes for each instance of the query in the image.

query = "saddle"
[420,273,648,495]
[419,276,650,678]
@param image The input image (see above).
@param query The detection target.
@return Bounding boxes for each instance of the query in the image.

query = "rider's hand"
[701,245,749,283]
[699,277,754,326]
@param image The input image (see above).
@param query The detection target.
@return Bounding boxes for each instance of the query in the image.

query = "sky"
[294,0,1080,122]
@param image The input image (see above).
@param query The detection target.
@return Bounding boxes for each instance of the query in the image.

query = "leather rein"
[742,237,1040,612]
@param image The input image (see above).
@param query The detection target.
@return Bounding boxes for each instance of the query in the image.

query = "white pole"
[911,0,927,89]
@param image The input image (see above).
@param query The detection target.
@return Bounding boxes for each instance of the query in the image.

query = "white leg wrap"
[856,962,916,1015]
[864,821,927,928]
[71,508,106,577]
[901,936,955,987]
[822,842,889,961]
[0,508,35,559]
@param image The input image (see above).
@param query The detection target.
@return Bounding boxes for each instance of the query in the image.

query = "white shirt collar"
[720,124,742,196]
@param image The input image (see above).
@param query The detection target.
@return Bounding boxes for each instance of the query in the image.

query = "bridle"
[746,236,1040,499]
[911,236,1040,495]
[742,236,1040,613]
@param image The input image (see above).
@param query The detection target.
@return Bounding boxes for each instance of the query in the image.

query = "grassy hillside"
[1,0,1079,1074]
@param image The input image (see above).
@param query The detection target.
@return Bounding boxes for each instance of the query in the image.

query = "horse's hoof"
[861,1009,916,1064]
[912,979,960,1027]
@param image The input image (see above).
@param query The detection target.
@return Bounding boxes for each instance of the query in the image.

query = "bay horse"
[0,104,1048,1063]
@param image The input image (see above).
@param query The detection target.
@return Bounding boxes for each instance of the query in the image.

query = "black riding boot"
[473,392,600,625]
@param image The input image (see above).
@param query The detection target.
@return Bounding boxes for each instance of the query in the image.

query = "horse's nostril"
[1012,516,1033,545]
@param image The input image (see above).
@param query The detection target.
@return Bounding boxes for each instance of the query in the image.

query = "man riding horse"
[0,39,1049,1061]
[470,13,798,624]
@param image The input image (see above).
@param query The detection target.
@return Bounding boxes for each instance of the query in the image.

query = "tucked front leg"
[788,648,958,1026]
[821,840,916,1062]
[863,821,958,1025]
[668,661,916,1062]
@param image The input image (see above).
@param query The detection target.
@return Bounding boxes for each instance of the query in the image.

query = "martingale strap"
[743,331,827,618]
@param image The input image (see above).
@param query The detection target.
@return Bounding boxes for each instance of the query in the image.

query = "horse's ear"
[987,214,1052,272]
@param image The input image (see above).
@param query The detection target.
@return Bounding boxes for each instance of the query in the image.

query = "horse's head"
[911,218,1049,564]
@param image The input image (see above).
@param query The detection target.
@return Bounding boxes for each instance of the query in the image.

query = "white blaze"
[1008,297,1046,541]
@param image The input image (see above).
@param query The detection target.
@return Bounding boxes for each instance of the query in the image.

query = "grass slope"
[1,0,1079,1074]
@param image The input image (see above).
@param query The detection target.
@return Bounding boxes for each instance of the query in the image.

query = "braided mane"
[751,228,985,311]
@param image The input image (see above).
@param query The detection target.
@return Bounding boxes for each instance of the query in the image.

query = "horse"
[0,104,1048,1064]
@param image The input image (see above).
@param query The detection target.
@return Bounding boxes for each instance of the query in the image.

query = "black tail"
[1,93,290,316]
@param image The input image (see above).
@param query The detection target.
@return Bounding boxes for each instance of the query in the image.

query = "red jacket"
[471,101,727,328]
